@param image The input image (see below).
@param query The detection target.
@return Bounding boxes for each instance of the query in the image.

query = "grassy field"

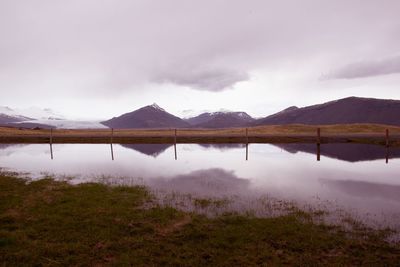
[1,172,399,266]
[1,123,400,145]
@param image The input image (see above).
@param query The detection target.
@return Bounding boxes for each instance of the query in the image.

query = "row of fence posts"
[47,127,392,162]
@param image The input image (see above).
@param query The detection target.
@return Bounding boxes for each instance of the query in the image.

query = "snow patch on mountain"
[0,106,65,120]
[149,103,165,112]
[17,119,107,129]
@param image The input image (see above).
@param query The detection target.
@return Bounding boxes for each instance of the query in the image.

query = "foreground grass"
[1,173,399,266]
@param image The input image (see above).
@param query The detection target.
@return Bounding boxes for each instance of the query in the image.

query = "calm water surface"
[1,143,399,228]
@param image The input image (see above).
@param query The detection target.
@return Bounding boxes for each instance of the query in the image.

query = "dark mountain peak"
[255,96,400,126]
[318,96,398,106]
[275,106,298,115]
[282,106,298,112]
[101,104,189,129]
[141,103,166,112]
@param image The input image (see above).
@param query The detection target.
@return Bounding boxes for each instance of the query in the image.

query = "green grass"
[0,173,399,266]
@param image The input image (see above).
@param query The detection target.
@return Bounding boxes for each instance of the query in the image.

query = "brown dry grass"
[1,123,400,136]
[1,124,400,146]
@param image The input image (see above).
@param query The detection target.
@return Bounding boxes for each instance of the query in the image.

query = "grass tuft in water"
[0,172,399,266]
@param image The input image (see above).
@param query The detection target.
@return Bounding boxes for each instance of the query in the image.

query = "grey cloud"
[153,67,249,91]
[1,0,400,111]
[327,55,400,80]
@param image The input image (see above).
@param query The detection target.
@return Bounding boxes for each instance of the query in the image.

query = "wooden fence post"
[174,128,177,144]
[50,128,53,145]
[386,129,389,147]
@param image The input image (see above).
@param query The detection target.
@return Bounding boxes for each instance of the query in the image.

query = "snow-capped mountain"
[186,111,255,128]
[102,103,189,129]
[182,108,236,119]
[18,119,108,129]
[0,106,107,129]
[0,106,65,120]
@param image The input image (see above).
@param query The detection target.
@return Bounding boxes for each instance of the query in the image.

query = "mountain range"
[100,97,400,129]
[255,96,400,126]
[2,96,400,129]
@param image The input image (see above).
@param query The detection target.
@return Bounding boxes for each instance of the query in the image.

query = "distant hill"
[102,104,190,129]
[0,113,31,124]
[255,97,400,126]
[187,111,254,128]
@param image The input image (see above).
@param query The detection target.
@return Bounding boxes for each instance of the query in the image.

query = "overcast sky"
[1,0,399,120]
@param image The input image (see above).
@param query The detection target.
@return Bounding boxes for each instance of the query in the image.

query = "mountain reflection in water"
[275,143,400,162]
[0,143,399,229]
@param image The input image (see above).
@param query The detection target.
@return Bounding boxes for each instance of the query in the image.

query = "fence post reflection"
[174,143,177,160]
[50,143,53,160]
[246,143,248,161]
[386,146,389,164]
[317,144,320,161]
[111,143,114,161]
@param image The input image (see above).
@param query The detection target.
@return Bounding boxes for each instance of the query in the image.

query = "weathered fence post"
[174,128,177,145]
[246,128,249,144]
[111,128,114,144]
[386,129,389,147]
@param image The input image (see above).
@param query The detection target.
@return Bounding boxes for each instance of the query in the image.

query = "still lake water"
[1,143,400,228]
